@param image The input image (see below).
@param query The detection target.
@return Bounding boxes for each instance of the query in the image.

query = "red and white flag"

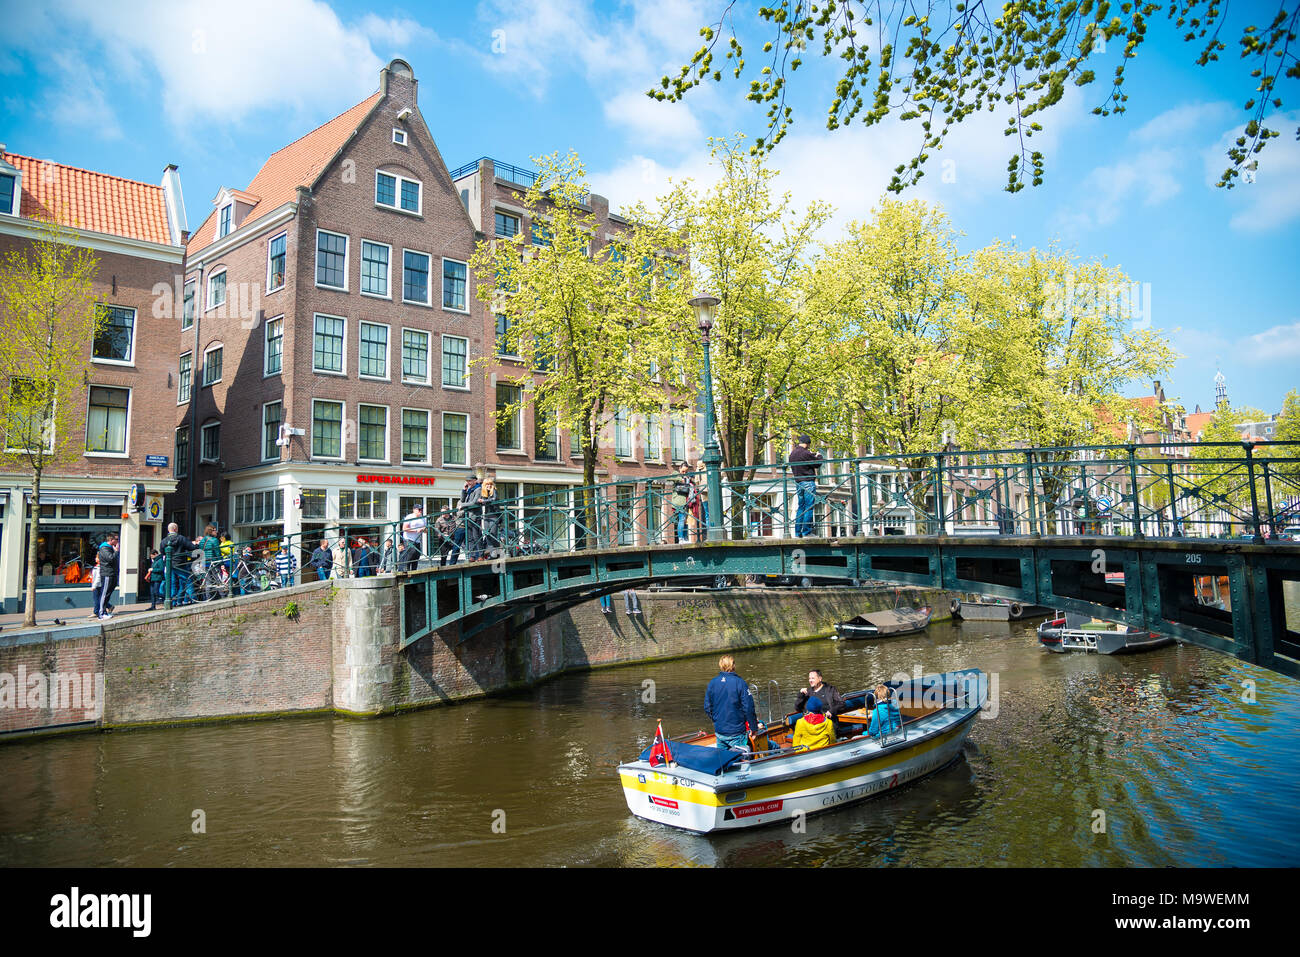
[648,721,673,767]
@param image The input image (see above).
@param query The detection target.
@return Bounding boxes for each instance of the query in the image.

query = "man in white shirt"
[400,505,426,571]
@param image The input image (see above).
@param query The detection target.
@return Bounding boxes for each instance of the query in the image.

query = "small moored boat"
[617,669,988,833]
[833,605,931,639]
[1037,612,1174,655]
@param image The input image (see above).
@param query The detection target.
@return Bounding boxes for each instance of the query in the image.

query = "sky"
[1,0,1296,417]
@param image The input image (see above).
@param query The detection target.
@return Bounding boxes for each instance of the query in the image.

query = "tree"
[0,218,102,627]
[656,137,863,534]
[1191,402,1269,533]
[656,1,1299,193]
[468,153,692,542]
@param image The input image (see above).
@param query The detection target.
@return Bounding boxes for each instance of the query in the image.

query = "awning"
[26,492,125,507]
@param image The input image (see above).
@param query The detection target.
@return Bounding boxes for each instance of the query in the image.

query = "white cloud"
[358,15,437,50]
[1203,110,1300,232]
[603,90,702,145]
[1239,321,1300,362]
[1133,101,1233,143]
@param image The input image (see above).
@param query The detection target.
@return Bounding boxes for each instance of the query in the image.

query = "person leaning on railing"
[160,523,200,606]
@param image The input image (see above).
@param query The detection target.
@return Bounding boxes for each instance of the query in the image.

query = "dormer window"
[218,203,232,238]
[392,128,407,146]
[0,171,17,216]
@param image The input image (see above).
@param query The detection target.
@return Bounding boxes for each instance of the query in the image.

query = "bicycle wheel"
[204,569,230,601]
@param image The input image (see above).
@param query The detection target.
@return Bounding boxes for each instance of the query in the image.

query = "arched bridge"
[396,441,1300,679]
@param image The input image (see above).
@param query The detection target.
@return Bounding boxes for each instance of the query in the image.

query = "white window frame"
[441,411,470,468]
[392,128,407,146]
[646,412,662,459]
[207,269,227,310]
[218,202,233,239]
[375,169,423,216]
[495,383,523,453]
[400,407,431,465]
[182,279,195,330]
[262,401,282,463]
[311,399,346,461]
[200,420,221,463]
[264,315,283,378]
[178,352,192,404]
[84,385,131,458]
[0,170,20,216]
[441,257,470,313]
[440,334,469,391]
[356,403,390,464]
[312,313,347,377]
[401,248,432,306]
[202,344,223,386]
[266,231,287,293]
[90,304,137,366]
[314,228,349,292]
[401,327,431,386]
[3,377,55,455]
[359,239,392,300]
[358,321,391,382]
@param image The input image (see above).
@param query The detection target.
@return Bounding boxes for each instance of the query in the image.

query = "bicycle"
[188,559,231,602]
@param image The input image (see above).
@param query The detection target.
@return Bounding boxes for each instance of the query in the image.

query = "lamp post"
[688,294,724,542]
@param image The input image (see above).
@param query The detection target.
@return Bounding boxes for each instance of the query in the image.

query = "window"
[313,314,345,374]
[0,172,16,216]
[312,400,343,459]
[182,281,195,330]
[442,258,468,311]
[178,353,191,403]
[615,408,633,458]
[375,170,421,214]
[5,378,54,453]
[647,412,661,459]
[359,322,389,379]
[301,488,327,519]
[218,203,232,238]
[358,405,387,461]
[200,421,220,462]
[531,221,551,246]
[340,489,388,520]
[91,305,135,363]
[361,241,391,297]
[402,329,430,384]
[402,409,429,463]
[535,409,559,460]
[496,384,522,451]
[86,386,129,454]
[234,489,283,526]
[202,345,223,385]
[175,426,189,478]
[441,335,468,389]
[670,413,686,462]
[442,412,468,466]
[495,314,516,357]
[315,229,348,289]
[403,250,430,304]
[392,128,407,146]
[267,233,286,291]
[208,270,226,309]
[495,211,520,238]
[264,316,283,376]
[263,401,282,461]
[535,329,553,373]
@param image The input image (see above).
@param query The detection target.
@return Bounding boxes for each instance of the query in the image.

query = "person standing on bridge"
[790,435,823,538]
[400,505,426,571]
[309,539,333,582]
[160,523,200,606]
[705,655,763,751]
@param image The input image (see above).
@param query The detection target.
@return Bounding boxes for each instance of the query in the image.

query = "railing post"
[1261,458,1276,540]
[1166,460,1180,537]
[1127,445,1144,539]
[1244,442,1265,543]
[933,452,946,535]
[164,545,173,610]
[850,459,863,536]
[1024,451,1039,536]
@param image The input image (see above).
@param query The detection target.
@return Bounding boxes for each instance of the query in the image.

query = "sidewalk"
[0,600,158,634]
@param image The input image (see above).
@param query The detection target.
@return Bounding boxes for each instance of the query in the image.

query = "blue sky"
[2,0,1296,416]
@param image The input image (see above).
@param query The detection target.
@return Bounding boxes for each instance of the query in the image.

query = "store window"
[340,489,388,520]
[300,488,327,520]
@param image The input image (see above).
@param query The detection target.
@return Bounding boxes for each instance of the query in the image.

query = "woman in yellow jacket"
[792,696,836,751]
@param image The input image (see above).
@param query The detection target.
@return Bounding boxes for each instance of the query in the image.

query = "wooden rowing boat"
[617,669,988,833]
[833,605,931,639]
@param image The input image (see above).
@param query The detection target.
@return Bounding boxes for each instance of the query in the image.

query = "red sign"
[649,796,679,810]
[731,799,783,818]
[356,474,440,486]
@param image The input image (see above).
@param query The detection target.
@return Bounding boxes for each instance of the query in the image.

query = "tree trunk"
[23,468,40,628]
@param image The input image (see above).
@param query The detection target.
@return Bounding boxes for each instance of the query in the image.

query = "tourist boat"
[833,605,931,639]
[617,669,988,833]
[1037,612,1175,655]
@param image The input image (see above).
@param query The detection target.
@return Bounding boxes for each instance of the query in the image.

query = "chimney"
[161,163,188,247]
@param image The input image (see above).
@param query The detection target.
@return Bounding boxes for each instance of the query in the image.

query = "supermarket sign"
[356,474,440,486]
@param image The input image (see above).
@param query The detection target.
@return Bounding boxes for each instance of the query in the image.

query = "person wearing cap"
[790,434,823,538]
[274,541,297,588]
[792,695,836,751]
[704,654,763,751]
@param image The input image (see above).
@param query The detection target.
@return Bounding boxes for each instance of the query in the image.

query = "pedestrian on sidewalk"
[93,532,119,620]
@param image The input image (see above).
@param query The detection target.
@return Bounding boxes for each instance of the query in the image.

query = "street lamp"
[688,294,724,542]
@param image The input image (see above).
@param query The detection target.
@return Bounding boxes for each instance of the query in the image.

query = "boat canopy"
[638,740,747,774]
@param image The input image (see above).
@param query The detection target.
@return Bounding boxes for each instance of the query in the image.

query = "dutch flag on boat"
[648,721,673,767]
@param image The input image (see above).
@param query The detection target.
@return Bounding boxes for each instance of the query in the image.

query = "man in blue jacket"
[705,655,762,751]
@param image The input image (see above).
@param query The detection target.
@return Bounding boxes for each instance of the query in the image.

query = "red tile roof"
[3,151,172,245]
[187,91,383,256]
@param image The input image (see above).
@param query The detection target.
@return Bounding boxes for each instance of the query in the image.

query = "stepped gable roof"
[3,151,172,245]
[187,91,383,256]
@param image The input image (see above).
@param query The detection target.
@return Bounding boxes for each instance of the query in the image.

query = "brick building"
[176,59,696,561]
[0,148,188,612]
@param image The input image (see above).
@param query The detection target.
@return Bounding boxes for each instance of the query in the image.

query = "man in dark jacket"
[793,668,850,727]
[790,435,823,538]
[93,532,119,619]
[704,654,762,751]
[159,523,199,605]
[309,539,333,581]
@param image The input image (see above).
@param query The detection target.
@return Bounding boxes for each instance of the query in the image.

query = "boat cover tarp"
[638,739,746,774]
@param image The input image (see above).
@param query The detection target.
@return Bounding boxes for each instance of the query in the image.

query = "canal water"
[2,618,1298,867]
